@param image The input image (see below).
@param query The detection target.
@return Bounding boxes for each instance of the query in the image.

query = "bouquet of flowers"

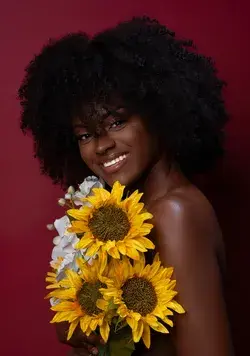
[46,176,184,356]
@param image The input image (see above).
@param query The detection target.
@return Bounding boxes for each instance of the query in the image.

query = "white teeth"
[103,155,126,168]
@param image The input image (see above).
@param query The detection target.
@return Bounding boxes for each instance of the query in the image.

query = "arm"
[150,195,233,356]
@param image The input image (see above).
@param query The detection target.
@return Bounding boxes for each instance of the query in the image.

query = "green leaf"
[109,328,135,356]
[98,344,110,356]
[109,338,135,356]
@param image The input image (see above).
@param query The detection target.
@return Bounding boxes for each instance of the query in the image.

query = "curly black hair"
[18,16,228,187]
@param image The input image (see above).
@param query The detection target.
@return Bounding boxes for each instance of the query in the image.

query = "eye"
[109,119,126,131]
[76,133,93,144]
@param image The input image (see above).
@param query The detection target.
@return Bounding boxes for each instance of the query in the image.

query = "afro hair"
[18,16,228,187]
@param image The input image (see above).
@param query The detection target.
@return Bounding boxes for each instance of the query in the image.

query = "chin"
[104,172,139,188]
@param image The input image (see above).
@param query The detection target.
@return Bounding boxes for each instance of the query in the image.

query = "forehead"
[72,101,125,130]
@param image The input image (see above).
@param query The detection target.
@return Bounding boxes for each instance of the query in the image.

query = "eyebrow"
[73,107,126,129]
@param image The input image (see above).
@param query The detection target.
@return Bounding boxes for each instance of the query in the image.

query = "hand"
[68,347,98,356]
[56,322,104,355]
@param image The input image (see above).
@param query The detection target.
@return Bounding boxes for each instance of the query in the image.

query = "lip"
[100,153,129,175]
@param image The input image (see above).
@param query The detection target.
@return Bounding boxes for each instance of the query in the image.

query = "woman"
[18,17,233,356]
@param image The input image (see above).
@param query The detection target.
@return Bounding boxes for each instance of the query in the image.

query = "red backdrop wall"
[1,1,249,355]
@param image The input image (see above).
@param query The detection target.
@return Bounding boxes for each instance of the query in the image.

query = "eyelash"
[109,119,126,129]
[77,133,92,142]
[76,119,126,143]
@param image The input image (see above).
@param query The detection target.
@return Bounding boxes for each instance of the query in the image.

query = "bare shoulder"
[150,183,219,228]
[148,183,224,268]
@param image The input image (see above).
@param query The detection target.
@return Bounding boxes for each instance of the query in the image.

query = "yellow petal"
[76,235,94,249]
[108,246,120,259]
[125,246,140,260]
[80,316,89,333]
[51,311,73,323]
[46,283,61,289]
[153,253,160,263]
[47,288,76,300]
[96,299,108,311]
[67,320,79,340]
[150,321,169,334]
[117,305,128,318]
[86,240,102,257]
[133,254,145,273]
[133,319,144,343]
[110,181,125,203]
[168,301,185,314]
[124,190,143,206]
[103,240,116,250]
[147,261,161,280]
[127,202,144,218]
[125,239,147,252]
[51,301,75,312]
[165,267,174,279]
[162,316,174,327]
[92,187,111,201]
[140,212,153,221]
[100,320,110,342]
[130,312,141,321]
[152,305,165,319]
[142,323,151,349]
[67,208,91,221]
[135,236,155,249]
[101,287,118,297]
[117,242,127,255]
[127,316,138,331]
[46,272,57,278]
[144,315,158,328]
[65,269,82,289]
[90,318,99,331]
[98,252,108,274]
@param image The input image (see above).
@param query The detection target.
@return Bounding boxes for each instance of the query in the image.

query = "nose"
[95,132,115,155]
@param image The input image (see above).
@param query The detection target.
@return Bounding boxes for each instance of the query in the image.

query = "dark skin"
[56,108,233,356]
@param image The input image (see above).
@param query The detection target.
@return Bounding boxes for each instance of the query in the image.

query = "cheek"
[78,143,93,167]
[129,126,154,156]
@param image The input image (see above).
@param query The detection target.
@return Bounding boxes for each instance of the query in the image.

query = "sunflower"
[100,254,185,348]
[45,254,112,342]
[67,181,154,260]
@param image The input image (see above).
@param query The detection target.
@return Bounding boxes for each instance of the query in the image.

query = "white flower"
[48,177,103,306]
[50,215,79,265]
[50,215,95,277]
[58,198,66,206]
[46,223,55,231]
[72,176,104,206]
[64,193,72,200]
[67,186,75,194]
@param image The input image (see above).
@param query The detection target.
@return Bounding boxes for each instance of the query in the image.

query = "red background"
[1,1,249,355]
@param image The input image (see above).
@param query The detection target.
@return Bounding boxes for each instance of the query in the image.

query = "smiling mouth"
[103,154,127,168]
[100,154,128,174]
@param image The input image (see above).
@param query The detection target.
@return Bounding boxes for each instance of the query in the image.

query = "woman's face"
[73,107,158,187]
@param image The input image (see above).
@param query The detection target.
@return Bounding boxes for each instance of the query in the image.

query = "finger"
[70,347,97,356]
[86,333,105,346]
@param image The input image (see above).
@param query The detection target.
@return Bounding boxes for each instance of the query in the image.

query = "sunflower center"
[89,204,130,242]
[122,277,157,316]
[77,281,104,315]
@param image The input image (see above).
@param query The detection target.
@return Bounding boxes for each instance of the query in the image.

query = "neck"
[130,157,187,204]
